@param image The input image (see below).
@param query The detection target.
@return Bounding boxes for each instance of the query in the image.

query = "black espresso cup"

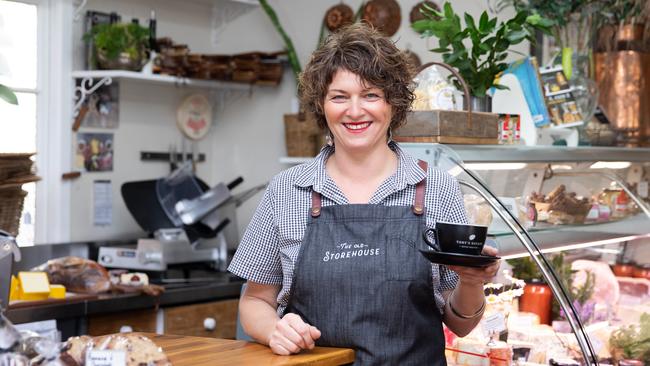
[423,221,488,255]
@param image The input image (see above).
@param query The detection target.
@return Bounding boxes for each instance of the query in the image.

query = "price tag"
[638,181,648,198]
[481,312,507,338]
[86,350,126,366]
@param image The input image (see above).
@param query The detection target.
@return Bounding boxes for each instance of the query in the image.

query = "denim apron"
[285,161,446,366]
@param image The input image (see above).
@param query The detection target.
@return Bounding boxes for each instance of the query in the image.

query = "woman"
[228,23,499,365]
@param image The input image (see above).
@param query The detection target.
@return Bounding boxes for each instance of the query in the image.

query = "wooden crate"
[394,110,499,145]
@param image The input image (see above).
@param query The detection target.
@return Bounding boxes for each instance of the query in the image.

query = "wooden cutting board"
[8,292,98,309]
[142,333,355,366]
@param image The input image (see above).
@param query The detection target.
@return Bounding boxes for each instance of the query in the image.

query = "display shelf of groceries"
[280,145,650,165]
[71,70,261,91]
[406,144,650,163]
[492,213,650,259]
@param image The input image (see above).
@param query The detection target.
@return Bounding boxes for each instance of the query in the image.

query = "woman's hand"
[448,246,500,286]
[268,313,322,355]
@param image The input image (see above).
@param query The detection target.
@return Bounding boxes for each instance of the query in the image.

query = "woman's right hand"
[268,313,321,355]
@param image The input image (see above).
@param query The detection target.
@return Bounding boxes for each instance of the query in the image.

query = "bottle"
[148,10,157,52]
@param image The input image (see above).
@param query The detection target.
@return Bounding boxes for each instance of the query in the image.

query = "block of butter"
[18,271,50,301]
[49,284,66,299]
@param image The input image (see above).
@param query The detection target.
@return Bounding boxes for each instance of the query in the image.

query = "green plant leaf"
[464,13,477,33]
[0,84,18,105]
[478,11,489,33]
[506,29,528,43]
[443,2,454,19]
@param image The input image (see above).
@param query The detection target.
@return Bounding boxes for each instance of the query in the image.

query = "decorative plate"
[176,94,212,141]
[362,0,401,37]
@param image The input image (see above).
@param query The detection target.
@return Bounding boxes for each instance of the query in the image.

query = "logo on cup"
[429,221,488,255]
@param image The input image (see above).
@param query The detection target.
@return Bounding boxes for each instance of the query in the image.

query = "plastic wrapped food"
[412,65,457,111]
[464,194,493,226]
[32,257,110,294]
[0,312,21,353]
[0,352,29,366]
[63,334,171,366]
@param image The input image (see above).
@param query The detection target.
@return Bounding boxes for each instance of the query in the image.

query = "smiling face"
[324,69,392,153]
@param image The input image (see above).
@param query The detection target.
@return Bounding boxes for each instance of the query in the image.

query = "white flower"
[512,288,524,297]
[499,290,515,302]
[486,294,500,304]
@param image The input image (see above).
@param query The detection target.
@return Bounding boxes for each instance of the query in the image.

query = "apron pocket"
[385,235,419,281]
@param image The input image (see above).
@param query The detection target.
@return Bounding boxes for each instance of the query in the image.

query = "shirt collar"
[293,141,426,191]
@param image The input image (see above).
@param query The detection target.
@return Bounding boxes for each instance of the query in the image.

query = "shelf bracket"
[73,76,113,118]
[73,0,88,22]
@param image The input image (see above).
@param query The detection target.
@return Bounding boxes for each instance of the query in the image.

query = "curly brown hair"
[298,22,415,131]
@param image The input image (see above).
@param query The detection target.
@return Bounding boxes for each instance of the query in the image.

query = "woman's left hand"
[447,246,500,286]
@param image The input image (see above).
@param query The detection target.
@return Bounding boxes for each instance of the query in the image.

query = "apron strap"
[412,160,427,215]
[311,159,428,217]
[311,190,322,217]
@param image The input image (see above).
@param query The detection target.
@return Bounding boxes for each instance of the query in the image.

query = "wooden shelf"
[72,70,258,91]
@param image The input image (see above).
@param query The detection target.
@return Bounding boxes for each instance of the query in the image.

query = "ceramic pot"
[518,281,552,325]
[612,263,636,277]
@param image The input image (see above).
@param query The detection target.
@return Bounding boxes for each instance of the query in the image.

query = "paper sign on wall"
[93,180,112,226]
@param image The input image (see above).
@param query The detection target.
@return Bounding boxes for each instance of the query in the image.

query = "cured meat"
[32,257,110,294]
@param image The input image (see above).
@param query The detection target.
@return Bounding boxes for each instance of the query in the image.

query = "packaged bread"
[32,257,110,294]
[63,333,171,366]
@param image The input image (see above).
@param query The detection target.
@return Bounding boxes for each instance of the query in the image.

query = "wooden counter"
[144,333,355,366]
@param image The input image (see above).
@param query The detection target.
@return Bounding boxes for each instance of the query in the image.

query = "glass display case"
[403,143,650,366]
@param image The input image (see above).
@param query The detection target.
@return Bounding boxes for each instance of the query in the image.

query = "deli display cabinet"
[403,143,650,366]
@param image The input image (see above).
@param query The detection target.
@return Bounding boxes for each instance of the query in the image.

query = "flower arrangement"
[484,271,526,307]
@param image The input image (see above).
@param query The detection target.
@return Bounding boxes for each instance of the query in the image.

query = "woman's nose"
[347,98,364,118]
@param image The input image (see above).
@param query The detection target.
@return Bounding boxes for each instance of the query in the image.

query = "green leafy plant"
[84,23,149,61]
[258,0,302,85]
[0,84,17,105]
[412,1,552,97]
[609,313,650,363]
[507,252,595,320]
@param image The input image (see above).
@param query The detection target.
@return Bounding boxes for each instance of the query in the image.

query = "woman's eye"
[331,95,346,101]
[365,93,381,99]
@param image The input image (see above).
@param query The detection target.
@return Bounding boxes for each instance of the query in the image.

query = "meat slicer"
[97,164,265,272]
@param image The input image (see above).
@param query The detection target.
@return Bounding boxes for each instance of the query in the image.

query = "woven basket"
[284,112,324,157]
[0,187,27,236]
[0,154,34,181]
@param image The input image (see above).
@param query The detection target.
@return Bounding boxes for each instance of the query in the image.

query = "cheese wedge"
[18,271,50,301]
[49,284,66,299]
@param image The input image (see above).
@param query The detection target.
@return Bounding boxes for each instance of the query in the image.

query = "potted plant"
[84,23,149,71]
[609,313,650,365]
[507,255,554,324]
[508,252,595,326]
[411,1,551,111]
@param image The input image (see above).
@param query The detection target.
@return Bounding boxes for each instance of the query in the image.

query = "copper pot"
[594,51,650,146]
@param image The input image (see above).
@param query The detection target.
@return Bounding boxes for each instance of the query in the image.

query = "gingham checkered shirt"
[228,141,468,316]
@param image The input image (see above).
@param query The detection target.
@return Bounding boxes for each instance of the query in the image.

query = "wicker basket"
[284,112,324,157]
[0,153,35,181]
[0,187,27,236]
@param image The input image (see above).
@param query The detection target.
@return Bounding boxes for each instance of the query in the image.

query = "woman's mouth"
[343,122,371,132]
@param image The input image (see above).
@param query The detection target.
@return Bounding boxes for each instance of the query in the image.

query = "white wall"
[68,0,525,242]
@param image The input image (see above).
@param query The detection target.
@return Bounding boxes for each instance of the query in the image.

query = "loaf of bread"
[32,256,111,294]
[63,334,171,366]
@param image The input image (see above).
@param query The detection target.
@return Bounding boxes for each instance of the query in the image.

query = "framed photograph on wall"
[75,132,114,172]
